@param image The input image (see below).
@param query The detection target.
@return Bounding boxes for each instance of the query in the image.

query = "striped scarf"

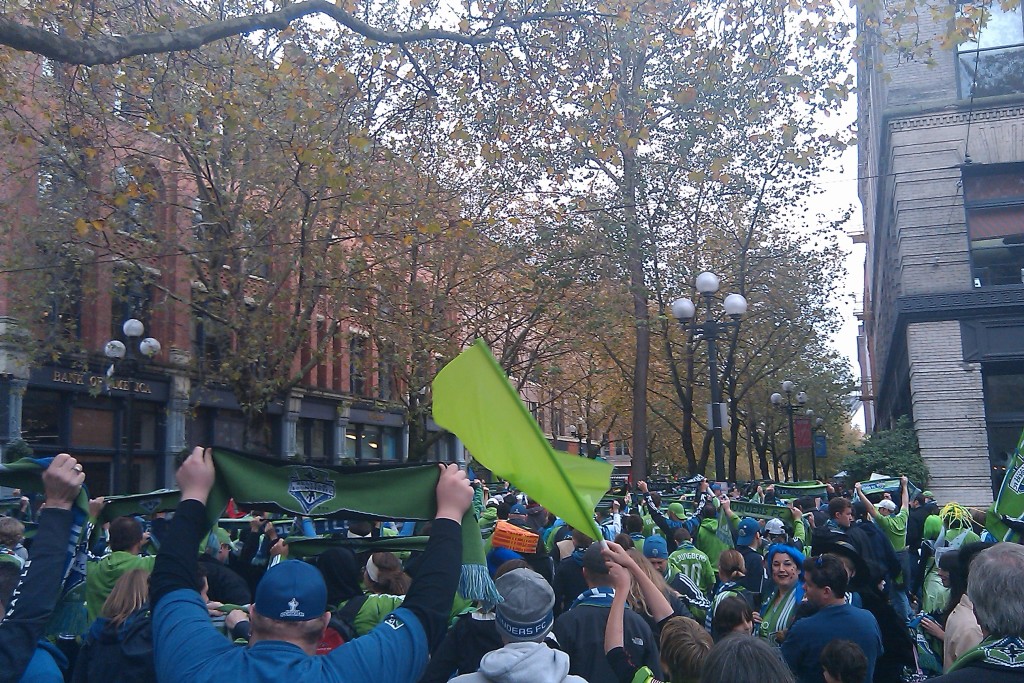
[757,584,804,646]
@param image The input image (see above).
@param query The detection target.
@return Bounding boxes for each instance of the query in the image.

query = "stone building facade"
[857,3,1024,506]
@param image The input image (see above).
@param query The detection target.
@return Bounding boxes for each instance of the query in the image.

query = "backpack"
[315,594,369,654]
[73,609,155,683]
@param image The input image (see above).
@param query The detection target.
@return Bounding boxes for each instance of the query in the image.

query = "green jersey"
[874,508,909,551]
[669,542,714,595]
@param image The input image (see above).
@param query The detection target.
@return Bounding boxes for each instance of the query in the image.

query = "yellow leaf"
[69,125,83,137]
[84,147,97,159]
[74,218,90,235]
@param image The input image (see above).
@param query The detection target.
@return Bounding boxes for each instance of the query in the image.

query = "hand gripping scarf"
[205,447,499,605]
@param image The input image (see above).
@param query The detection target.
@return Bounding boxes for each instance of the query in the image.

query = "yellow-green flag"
[433,339,611,541]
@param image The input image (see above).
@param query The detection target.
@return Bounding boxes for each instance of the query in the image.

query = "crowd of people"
[1,448,1023,683]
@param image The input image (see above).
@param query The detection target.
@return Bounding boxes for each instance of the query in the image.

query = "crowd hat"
[494,568,555,642]
[667,502,686,518]
[877,499,897,512]
[765,518,787,536]
[509,503,528,516]
[643,535,669,560]
[737,517,761,545]
[254,560,327,622]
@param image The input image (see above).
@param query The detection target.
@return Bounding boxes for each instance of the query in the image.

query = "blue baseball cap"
[254,560,327,622]
[737,517,761,546]
[509,503,528,516]
[643,535,669,560]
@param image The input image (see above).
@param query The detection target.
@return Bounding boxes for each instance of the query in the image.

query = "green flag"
[986,428,1024,542]
[432,339,611,541]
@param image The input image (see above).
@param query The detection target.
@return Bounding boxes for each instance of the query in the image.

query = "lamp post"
[568,422,585,456]
[104,318,161,494]
[770,382,807,481]
[808,412,825,481]
[671,272,747,482]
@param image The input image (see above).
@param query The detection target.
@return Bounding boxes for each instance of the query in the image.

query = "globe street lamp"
[672,272,747,482]
[771,382,807,481]
[104,318,161,494]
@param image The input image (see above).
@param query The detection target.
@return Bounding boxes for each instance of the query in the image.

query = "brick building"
[856,2,1024,505]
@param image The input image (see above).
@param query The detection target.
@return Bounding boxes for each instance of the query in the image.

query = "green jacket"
[696,516,737,571]
[86,551,156,622]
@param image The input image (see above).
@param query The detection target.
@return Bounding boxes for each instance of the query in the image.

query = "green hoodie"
[85,551,156,622]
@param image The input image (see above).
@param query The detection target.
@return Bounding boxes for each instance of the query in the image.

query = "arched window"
[112,163,161,237]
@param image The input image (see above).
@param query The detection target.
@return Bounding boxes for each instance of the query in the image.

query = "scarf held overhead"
[206,448,498,604]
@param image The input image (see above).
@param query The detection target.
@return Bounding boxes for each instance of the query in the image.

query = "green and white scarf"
[757,584,804,647]
[206,448,498,604]
[946,636,1024,673]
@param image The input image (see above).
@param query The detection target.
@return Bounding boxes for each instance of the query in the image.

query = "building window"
[957,2,1024,98]
[377,341,396,401]
[359,424,381,461]
[965,167,1024,287]
[112,164,159,237]
[71,407,115,449]
[21,390,62,447]
[111,277,153,341]
[296,418,332,462]
[349,336,367,396]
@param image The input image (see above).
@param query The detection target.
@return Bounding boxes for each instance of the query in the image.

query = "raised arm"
[150,446,217,608]
[603,542,673,623]
[0,454,84,681]
[855,482,878,519]
[899,476,909,511]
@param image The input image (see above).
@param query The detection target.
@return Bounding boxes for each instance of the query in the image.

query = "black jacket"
[0,507,74,682]
[196,555,252,606]
[418,613,503,683]
[552,556,587,617]
[552,601,663,683]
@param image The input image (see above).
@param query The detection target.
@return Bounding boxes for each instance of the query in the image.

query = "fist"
[42,453,85,510]
[177,447,216,503]
[435,464,473,521]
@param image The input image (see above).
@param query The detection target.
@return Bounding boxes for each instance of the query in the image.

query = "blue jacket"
[21,641,65,683]
[781,602,883,683]
[153,589,428,682]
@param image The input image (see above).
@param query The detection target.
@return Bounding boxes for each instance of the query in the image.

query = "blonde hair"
[101,568,150,626]
[660,616,713,683]
[0,518,24,547]
[625,548,674,618]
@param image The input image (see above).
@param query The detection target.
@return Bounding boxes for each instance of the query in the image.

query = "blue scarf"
[570,586,615,610]
[571,547,587,566]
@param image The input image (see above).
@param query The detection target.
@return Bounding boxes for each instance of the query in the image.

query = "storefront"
[18,365,171,496]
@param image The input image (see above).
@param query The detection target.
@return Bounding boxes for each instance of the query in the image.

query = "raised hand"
[42,453,85,510]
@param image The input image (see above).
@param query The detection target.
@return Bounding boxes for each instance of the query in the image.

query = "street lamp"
[807,412,825,481]
[104,318,161,494]
[672,272,747,482]
[568,422,585,457]
[771,382,807,481]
